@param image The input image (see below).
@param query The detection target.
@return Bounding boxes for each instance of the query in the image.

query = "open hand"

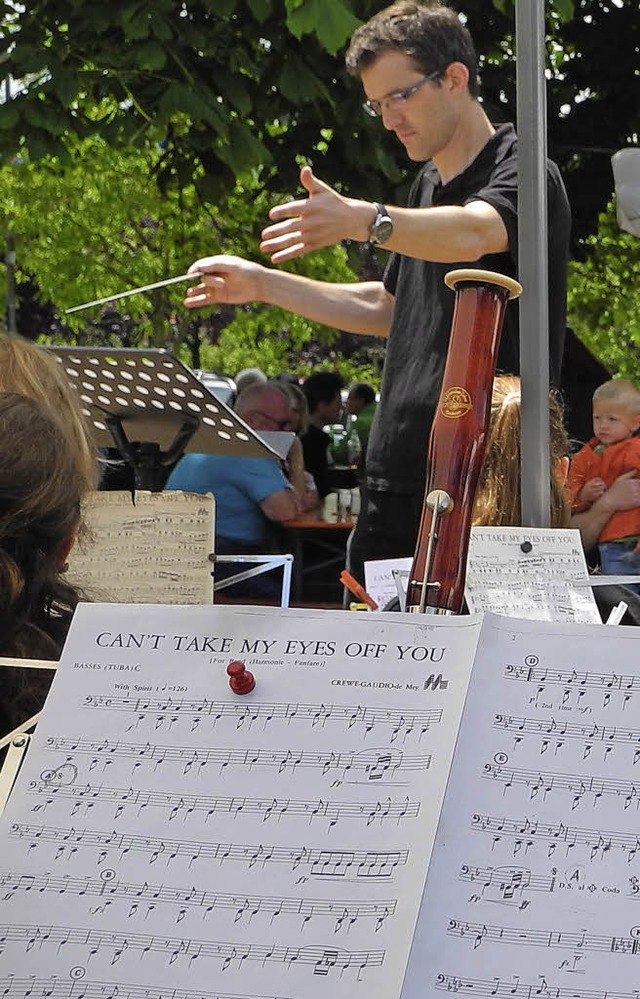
[260,165,369,263]
[602,470,640,512]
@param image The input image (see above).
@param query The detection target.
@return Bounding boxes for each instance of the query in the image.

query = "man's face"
[244,392,291,432]
[360,49,458,162]
[346,392,363,416]
[319,392,343,425]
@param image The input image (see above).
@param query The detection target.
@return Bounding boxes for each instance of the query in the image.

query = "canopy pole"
[516,0,551,526]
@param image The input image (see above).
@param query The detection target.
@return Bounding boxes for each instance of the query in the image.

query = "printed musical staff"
[83,694,443,743]
[447,919,640,956]
[471,813,640,863]
[482,763,640,810]
[505,662,640,693]
[10,823,409,879]
[459,864,556,900]
[494,713,640,752]
[0,923,385,978]
[0,871,396,932]
[435,974,640,998]
[0,981,287,999]
[43,737,431,781]
[493,712,640,767]
[27,781,420,829]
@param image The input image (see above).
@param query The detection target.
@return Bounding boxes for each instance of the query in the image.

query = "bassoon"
[405,268,522,614]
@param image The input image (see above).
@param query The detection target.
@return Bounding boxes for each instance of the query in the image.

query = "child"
[568,379,640,587]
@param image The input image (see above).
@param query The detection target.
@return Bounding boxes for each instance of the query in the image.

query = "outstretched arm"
[259,165,508,265]
[183,254,393,338]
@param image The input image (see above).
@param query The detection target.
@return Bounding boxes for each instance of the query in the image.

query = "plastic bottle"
[346,420,362,470]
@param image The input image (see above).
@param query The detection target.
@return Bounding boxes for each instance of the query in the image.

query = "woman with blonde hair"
[0,334,97,491]
[472,374,571,529]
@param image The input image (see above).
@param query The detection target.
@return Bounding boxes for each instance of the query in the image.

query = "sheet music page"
[402,611,640,999]
[364,557,412,612]
[465,527,601,624]
[0,603,481,999]
[68,490,214,604]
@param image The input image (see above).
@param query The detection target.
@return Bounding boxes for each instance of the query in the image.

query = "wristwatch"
[369,202,393,245]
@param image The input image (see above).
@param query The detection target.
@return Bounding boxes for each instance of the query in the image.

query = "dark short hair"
[302,371,344,413]
[348,382,376,406]
[345,1,479,99]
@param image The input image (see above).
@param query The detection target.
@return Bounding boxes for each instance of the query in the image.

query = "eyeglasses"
[253,411,291,431]
[363,69,442,118]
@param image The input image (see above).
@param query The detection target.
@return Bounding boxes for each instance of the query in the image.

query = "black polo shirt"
[365,123,571,494]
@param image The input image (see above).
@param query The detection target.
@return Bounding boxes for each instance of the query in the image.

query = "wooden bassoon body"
[405,268,522,614]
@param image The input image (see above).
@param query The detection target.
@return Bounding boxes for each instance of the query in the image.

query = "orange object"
[339,570,378,610]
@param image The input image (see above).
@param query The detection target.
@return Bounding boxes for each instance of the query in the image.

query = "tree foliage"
[568,202,640,381]
[0,0,638,382]
[0,133,377,379]
[1,0,637,244]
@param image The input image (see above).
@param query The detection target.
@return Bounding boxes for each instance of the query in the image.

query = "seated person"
[568,378,640,591]
[301,370,344,498]
[345,381,377,462]
[0,392,87,739]
[278,381,318,511]
[166,382,301,598]
[474,375,640,624]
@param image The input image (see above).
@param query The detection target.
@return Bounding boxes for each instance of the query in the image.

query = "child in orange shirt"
[568,379,640,589]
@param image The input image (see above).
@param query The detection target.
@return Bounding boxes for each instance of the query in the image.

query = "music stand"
[45,346,297,600]
[45,346,277,491]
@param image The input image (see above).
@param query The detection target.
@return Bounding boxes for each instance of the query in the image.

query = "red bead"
[226,660,255,695]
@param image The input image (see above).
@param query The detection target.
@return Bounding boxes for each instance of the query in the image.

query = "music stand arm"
[106,413,199,491]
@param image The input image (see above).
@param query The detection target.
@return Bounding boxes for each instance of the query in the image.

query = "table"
[282,510,355,604]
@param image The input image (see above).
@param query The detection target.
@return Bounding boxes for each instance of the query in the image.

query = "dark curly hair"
[0,392,87,736]
[345,1,479,98]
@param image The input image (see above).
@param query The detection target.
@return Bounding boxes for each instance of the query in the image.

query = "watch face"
[373,217,393,244]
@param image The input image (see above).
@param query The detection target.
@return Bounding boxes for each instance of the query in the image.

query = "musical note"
[482,763,640,811]
[447,918,640,957]
[10,824,410,880]
[505,662,640,694]
[42,737,431,781]
[0,980,287,999]
[434,974,640,998]
[0,871,396,932]
[470,813,640,863]
[26,781,420,829]
[0,923,385,977]
[82,695,443,743]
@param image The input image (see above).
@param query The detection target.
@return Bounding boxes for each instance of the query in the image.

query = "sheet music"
[68,490,214,604]
[465,527,601,624]
[402,612,640,998]
[0,603,480,999]
[364,557,412,612]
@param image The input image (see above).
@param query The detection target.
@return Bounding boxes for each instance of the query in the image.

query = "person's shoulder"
[617,436,640,457]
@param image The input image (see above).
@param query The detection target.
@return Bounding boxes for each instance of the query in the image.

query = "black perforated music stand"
[45,347,276,490]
